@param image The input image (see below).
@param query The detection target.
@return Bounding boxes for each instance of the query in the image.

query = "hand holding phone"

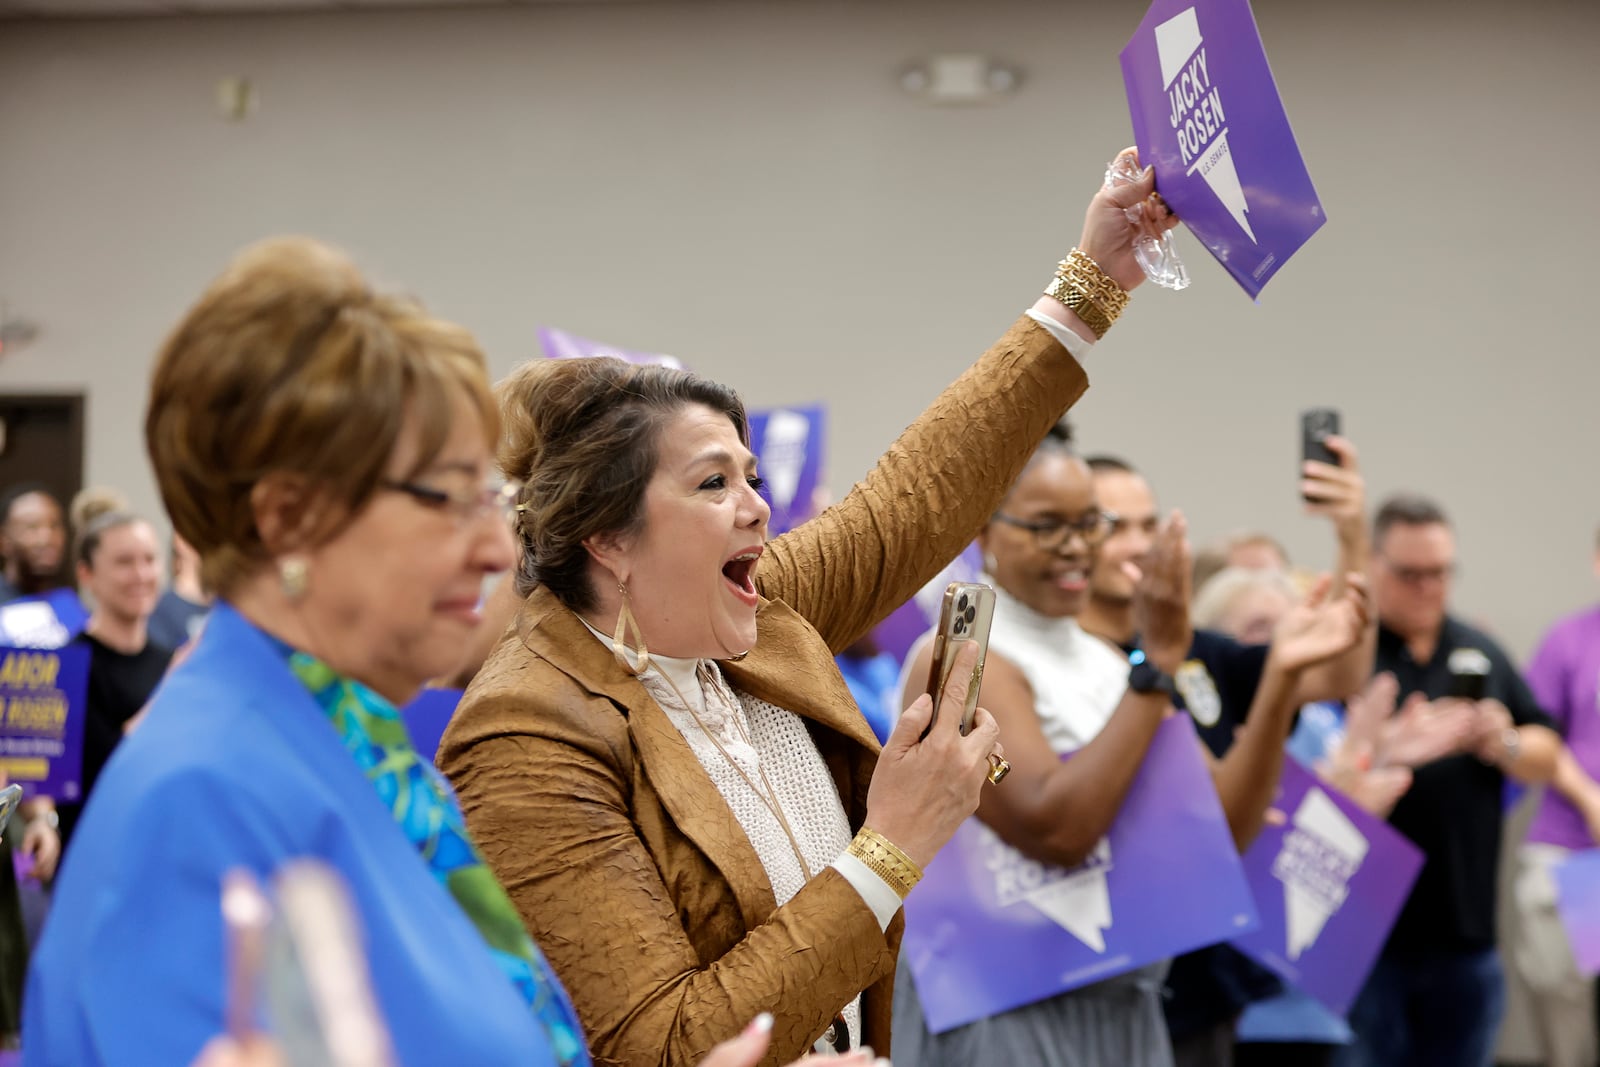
[1300,408,1341,502]
[922,582,996,739]
[1447,647,1491,702]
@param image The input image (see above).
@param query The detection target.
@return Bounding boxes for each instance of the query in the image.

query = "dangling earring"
[612,582,650,676]
[982,550,998,576]
[279,556,309,601]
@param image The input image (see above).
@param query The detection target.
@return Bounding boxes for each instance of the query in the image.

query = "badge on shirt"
[1176,659,1222,727]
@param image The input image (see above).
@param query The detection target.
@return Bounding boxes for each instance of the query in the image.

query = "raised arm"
[759,154,1175,651]
[1294,434,1376,702]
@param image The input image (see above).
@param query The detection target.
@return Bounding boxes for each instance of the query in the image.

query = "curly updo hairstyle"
[497,357,747,612]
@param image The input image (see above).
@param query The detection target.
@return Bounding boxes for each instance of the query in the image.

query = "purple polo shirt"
[1527,605,1600,849]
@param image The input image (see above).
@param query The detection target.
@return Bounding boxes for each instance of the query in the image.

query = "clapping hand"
[1130,511,1192,675]
[1266,573,1371,674]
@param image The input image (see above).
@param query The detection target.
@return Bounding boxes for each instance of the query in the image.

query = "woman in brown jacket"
[438,150,1175,1067]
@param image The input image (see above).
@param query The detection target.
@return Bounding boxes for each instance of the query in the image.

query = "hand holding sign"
[1079,148,1180,294]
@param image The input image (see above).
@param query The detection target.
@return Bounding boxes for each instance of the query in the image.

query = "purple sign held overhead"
[904,715,1257,1034]
[0,643,88,800]
[1555,849,1600,976]
[537,326,686,369]
[747,405,826,538]
[1230,757,1423,1015]
[1121,0,1325,297]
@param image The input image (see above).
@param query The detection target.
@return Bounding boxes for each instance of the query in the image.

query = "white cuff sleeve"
[831,853,903,931]
[1026,308,1095,362]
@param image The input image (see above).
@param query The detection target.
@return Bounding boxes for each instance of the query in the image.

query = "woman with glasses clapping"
[893,421,1373,1067]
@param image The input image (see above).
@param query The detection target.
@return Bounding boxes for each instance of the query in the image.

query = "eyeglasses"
[1381,559,1457,586]
[381,475,523,525]
[992,509,1112,551]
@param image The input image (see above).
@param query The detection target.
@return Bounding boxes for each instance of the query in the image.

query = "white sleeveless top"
[985,579,1131,754]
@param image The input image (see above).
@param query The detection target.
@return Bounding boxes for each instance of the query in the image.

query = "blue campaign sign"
[0,642,89,800]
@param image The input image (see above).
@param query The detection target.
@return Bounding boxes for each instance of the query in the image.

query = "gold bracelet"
[1042,248,1128,339]
[848,827,923,900]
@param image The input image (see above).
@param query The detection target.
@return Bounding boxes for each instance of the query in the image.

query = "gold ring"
[986,754,1011,785]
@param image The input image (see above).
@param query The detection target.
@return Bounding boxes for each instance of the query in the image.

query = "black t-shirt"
[1123,629,1283,1038]
[57,632,174,848]
[1376,616,1552,952]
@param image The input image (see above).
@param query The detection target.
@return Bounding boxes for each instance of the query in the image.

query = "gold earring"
[612,582,650,676]
[279,556,309,601]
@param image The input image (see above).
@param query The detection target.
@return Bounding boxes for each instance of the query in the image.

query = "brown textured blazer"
[438,316,1088,1067]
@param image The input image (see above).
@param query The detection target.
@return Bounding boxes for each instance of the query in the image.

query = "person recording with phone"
[1334,494,1559,1067]
[891,423,1370,1067]
[436,148,1174,1066]
[1073,436,1377,1067]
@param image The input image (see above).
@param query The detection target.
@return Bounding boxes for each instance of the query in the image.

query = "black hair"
[1374,493,1450,547]
[1084,454,1138,475]
[0,482,59,526]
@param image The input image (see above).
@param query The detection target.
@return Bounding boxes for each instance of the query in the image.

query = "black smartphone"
[1301,408,1341,467]
[1447,648,1491,702]
[922,581,996,738]
[1301,408,1341,503]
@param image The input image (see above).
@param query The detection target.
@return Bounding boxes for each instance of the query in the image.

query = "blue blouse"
[24,603,559,1066]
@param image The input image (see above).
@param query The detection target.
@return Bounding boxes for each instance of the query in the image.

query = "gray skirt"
[892,957,1175,1067]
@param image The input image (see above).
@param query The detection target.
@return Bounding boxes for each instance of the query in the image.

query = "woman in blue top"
[23,238,873,1067]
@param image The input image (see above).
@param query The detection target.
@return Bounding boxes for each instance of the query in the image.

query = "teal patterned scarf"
[286,652,589,1066]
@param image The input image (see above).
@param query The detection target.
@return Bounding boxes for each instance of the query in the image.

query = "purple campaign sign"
[870,543,984,665]
[747,405,826,538]
[537,326,686,369]
[402,687,463,765]
[0,643,88,800]
[1555,849,1600,975]
[1230,756,1423,1015]
[904,714,1257,1033]
[1121,0,1325,297]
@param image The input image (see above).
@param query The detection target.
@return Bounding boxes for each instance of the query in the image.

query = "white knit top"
[579,621,886,1050]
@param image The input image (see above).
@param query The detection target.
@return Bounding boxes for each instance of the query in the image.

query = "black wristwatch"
[1128,649,1178,699]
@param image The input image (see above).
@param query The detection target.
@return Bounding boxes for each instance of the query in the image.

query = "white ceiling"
[0,0,608,17]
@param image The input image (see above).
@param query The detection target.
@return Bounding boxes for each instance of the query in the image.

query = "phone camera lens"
[964,606,977,624]
[957,594,969,613]
[954,618,967,635]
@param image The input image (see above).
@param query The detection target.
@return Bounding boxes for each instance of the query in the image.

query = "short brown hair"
[145,237,496,597]
[499,357,746,611]
[1373,493,1449,551]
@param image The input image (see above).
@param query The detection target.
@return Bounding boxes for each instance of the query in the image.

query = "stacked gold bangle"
[848,827,923,900]
[1043,248,1129,340]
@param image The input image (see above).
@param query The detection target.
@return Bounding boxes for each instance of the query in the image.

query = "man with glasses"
[1076,447,1376,1067]
[1339,494,1559,1067]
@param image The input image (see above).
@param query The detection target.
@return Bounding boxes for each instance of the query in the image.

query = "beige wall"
[0,0,1595,659]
